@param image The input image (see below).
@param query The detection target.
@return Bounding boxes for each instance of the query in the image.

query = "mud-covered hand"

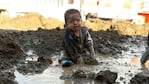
[88,46,95,60]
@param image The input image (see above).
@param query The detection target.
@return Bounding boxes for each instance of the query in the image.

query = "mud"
[0,13,149,84]
[0,27,149,84]
[60,69,118,84]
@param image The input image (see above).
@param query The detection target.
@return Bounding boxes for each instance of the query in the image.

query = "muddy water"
[15,66,63,84]
[14,51,149,84]
[14,40,148,84]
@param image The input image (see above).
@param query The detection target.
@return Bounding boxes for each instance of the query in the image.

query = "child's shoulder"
[81,26,88,32]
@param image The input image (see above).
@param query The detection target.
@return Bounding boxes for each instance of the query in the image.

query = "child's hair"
[64,9,82,23]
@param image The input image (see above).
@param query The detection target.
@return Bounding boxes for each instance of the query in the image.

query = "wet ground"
[0,27,149,84]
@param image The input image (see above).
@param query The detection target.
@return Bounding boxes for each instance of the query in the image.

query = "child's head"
[64,9,82,32]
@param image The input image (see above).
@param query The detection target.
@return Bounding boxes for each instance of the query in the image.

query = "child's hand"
[77,56,84,64]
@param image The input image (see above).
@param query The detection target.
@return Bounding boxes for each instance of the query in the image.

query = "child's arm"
[147,32,149,47]
[85,31,95,59]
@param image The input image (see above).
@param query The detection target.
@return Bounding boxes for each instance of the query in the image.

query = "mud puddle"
[14,53,149,84]
[15,66,63,84]
[1,28,149,84]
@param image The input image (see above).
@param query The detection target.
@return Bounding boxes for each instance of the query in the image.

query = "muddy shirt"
[62,27,94,61]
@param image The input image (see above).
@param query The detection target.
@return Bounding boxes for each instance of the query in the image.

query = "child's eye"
[76,19,81,21]
[67,20,73,23]
[70,19,80,23]
[68,18,81,24]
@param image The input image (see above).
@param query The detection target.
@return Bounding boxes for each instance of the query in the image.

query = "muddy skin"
[0,27,149,84]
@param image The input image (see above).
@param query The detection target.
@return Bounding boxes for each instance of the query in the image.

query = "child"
[140,32,149,65]
[60,8,98,67]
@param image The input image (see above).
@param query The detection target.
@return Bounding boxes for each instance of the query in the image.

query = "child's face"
[66,13,82,32]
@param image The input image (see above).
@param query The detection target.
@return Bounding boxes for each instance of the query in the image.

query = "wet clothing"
[147,33,149,47]
[62,27,95,63]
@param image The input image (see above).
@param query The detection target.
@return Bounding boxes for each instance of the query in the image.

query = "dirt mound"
[0,32,26,84]
[84,19,149,36]
[7,28,64,57]
[1,13,149,36]
[0,13,64,30]
[0,33,25,69]
[4,28,131,57]
[90,29,130,55]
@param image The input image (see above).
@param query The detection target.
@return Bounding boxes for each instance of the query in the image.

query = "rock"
[95,70,118,84]
[129,72,149,84]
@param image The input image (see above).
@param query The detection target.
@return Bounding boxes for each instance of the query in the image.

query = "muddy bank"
[0,32,25,84]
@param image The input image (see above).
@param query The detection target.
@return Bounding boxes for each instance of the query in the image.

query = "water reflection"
[15,66,64,84]
[15,55,149,84]
[60,65,95,84]
[63,79,93,84]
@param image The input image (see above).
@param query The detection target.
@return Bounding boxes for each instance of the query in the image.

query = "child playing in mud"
[60,8,98,67]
